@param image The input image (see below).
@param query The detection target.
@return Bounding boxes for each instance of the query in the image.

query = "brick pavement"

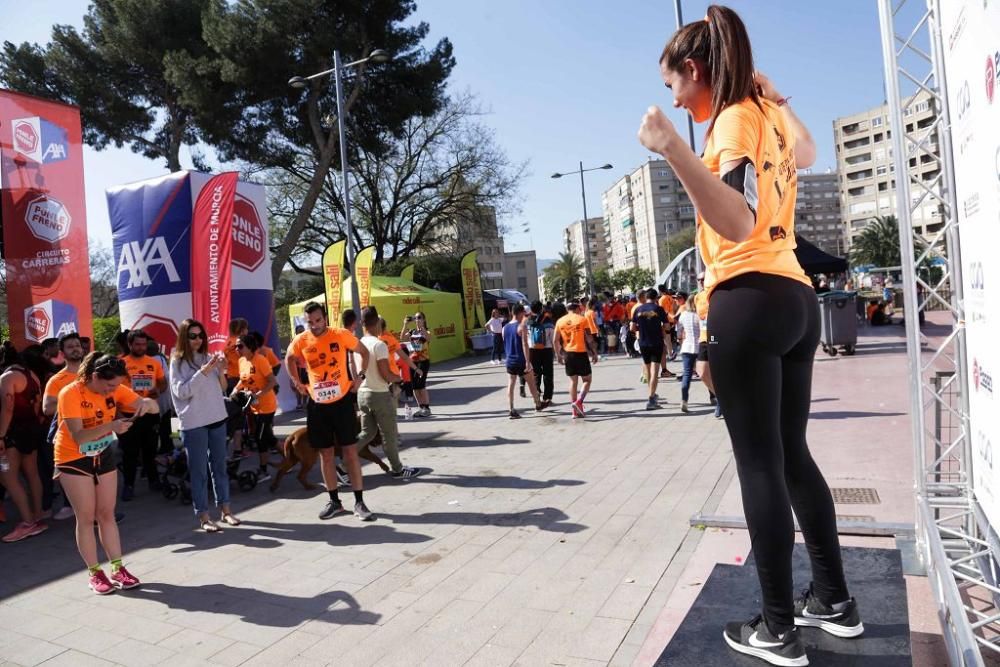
[0,331,915,666]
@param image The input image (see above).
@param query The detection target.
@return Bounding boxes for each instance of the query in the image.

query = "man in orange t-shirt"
[118,329,167,500]
[285,301,374,521]
[554,300,598,418]
[657,286,678,377]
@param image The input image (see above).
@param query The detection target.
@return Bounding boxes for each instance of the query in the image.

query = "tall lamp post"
[551,162,613,297]
[289,48,392,320]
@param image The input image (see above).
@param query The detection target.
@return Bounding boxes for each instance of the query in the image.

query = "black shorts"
[411,360,430,390]
[56,454,118,478]
[640,345,664,365]
[6,425,45,455]
[564,352,592,378]
[306,398,359,449]
[506,363,527,376]
[697,341,709,362]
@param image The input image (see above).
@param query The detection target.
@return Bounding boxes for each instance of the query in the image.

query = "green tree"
[662,225,697,267]
[591,267,614,294]
[616,267,656,293]
[92,315,122,355]
[850,216,902,268]
[0,0,219,171]
[377,255,462,292]
[190,0,455,285]
[543,251,585,301]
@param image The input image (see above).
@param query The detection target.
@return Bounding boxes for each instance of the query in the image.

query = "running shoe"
[723,615,808,666]
[25,520,48,538]
[336,466,350,487]
[646,398,661,411]
[681,401,689,413]
[54,506,75,521]
[389,467,424,479]
[319,499,347,520]
[110,566,141,590]
[257,471,272,484]
[89,570,115,595]
[354,501,375,522]
[2,521,38,543]
[509,410,521,420]
[793,584,864,638]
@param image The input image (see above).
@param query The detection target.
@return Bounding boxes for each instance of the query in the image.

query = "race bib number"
[313,380,342,404]
[131,375,154,392]
[79,433,116,457]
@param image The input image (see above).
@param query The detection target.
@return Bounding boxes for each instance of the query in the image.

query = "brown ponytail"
[659,4,762,135]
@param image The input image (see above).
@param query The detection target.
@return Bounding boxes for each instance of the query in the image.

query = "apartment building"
[563,217,607,270]
[795,171,845,256]
[833,90,942,247]
[502,250,539,302]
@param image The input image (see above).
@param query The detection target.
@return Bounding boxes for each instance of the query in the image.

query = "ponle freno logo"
[10,116,69,163]
[25,307,50,341]
[129,314,180,350]
[24,195,72,243]
[232,194,265,272]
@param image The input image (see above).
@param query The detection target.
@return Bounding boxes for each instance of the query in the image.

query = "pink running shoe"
[2,521,37,543]
[110,566,141,590]
[89,570,115,595]
[26,521,49,538]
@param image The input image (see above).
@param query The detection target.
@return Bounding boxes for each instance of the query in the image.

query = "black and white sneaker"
[793,584,864,638]
[389,467,424,479]
[318,499,347,520]
[723,615,808,666]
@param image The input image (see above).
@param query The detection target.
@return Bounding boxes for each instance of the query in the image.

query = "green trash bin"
[817,291,857,356]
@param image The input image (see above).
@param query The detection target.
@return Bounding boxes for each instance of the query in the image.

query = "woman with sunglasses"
[169,319,241,532]
[54,352,158,594]
[400,312,433,418]
[230,334,277,484]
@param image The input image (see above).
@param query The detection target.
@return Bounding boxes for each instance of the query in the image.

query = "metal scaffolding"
[877,0,996,663]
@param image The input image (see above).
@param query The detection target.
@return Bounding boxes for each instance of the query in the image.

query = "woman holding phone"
[170,319,241,533]
[54,353,158,594]
[401,312,433,417]
[638,6,860,665]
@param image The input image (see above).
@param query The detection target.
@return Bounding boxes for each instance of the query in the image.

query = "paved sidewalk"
[0,330,924,666]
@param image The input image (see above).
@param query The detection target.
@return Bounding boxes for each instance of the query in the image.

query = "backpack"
[528,317,547,349]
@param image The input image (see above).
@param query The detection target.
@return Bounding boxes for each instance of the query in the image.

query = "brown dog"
[270,426,390,492]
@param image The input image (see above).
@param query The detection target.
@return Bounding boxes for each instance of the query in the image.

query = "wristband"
[776,96,791,107]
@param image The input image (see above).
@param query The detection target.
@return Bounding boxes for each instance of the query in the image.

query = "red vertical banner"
[0,89,93,345]
[190,172,238,353]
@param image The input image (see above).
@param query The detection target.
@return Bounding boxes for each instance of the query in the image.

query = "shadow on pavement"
[416,471,585,490]
[412,434,531,448]
[810,410,906,420]
[381,506,587,533]
[131,582,381,627]
[167,520,434,554]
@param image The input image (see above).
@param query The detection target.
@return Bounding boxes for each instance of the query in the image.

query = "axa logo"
[11,116,69,164]
[116,237,180,289]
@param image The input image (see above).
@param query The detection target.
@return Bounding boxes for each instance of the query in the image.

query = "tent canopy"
[288,275,467,363]
[794,234,848,275]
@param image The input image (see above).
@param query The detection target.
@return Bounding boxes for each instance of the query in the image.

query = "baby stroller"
[157,447,192,504]
[225,390,260,492]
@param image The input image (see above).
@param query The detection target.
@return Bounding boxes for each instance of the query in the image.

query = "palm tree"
[544,251,585,300]
[850,215,901,268]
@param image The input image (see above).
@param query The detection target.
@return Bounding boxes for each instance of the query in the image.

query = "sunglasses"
[188,332,206,340]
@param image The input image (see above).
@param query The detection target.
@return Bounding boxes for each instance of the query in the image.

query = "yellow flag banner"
[355,245,375,309]
[322,240,346,325]
[473,260,486,330]
[460,250,482,331]
[399,263,415,282]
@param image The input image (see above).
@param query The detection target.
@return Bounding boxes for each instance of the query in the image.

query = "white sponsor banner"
[939,0,1000,530]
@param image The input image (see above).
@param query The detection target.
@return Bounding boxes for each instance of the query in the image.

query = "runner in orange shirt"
[54,353,159,594]
[232,335,277,483]
[285,301,374,521]
[657,285,678,378]
[639,7,858,661]
[42,333,88,521]
[553,300,598,418]
[118,329,167,500]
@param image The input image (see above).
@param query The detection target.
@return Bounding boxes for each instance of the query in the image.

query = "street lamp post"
[551,162,613,297]
[289,49,391,323]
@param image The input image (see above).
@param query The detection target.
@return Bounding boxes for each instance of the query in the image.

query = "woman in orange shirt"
[232,335,277,483]
[54,353,159,594]
[639,6,859,664]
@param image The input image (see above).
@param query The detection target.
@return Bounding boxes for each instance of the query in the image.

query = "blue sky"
[6,0,892,264]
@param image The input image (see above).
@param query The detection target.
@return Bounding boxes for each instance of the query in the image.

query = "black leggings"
[708,272,849,631]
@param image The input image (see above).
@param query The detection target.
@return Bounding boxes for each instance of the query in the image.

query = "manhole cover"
[836,514,876,522]
[831,487,881,504]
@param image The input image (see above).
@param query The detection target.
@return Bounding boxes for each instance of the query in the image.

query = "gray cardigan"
[169,353,228,431]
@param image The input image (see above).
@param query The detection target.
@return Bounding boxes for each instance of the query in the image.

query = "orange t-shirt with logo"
[584,308,599,335]
[260,345,280,369]
[380,332,403,375]
[54,381,140,465]
[287,328,359,404]
[121,354,165,398]
[698,98,810,297]
[44,368,77,401]
[224,336,241,378]
[555,313,591,353]
[236,354,277,414]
